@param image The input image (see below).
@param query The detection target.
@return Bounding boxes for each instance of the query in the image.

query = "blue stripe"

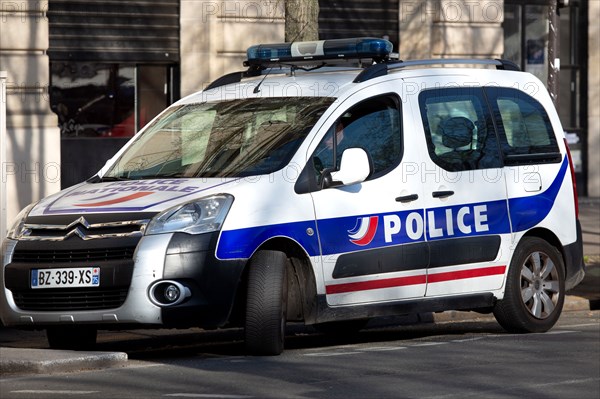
[424,199,510,241]
[508,156,568,232]
[216,157,569,260]
[217,202,511,259]
[217,220,321,259]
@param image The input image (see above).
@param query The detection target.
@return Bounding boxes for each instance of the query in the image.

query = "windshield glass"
[104,97,335,179]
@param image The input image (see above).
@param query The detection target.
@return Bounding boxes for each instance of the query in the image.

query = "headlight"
[145,194,234,235]
[7,203,36,240]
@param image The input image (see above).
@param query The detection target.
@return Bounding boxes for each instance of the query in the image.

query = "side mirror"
[329,148,371,187]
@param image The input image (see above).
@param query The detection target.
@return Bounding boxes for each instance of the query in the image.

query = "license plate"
[31,267,100,289]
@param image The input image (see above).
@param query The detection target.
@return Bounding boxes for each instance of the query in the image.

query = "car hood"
[29,178,238,216]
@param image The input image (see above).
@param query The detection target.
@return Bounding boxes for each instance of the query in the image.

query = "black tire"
[46,326,97,350]
[245,250,288,356]
[493,237,565,333]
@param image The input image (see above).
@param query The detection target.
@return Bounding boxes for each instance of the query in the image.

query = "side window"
[419,88,501,171]
[486,87,560,164]
[312,94,402,182]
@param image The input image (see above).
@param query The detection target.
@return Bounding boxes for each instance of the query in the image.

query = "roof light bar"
[245,37,393,66]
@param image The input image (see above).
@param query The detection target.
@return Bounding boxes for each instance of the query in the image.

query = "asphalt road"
[1,310,598,399]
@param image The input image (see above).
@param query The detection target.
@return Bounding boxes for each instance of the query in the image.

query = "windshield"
[104,97,335,179]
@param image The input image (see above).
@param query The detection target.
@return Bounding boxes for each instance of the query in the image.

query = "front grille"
[19,217,149,241]
[12,247,136,264]
[12,288,128,311]
[27,224,144,238]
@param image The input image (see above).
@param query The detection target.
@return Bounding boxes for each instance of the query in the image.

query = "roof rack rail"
[204,66,263,91]
[354,58,520,83]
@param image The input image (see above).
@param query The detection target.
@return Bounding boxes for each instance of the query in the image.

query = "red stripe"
[325,265,507,295]
[427,265,506,283]
[326,275,427,295]
[74,192,153,207]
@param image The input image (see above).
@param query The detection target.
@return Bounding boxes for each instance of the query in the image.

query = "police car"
[1,38,585,355]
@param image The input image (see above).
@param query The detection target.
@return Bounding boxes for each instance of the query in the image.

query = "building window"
[50,62,173,138]
[503,3,549,84]
[318,0,399,51]
[504,1,586,185]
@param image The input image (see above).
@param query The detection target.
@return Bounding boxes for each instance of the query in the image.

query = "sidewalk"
[0,348,126,375]
[570,196,600,308]
[579,197,600,259]
[1,198,599,375]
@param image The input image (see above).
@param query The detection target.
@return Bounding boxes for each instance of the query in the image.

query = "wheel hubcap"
[520,251,561,319]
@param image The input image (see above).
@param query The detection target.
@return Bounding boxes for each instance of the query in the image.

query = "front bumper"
[1,232,246,329]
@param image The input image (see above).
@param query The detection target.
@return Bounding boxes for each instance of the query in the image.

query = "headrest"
[440,117,474,149]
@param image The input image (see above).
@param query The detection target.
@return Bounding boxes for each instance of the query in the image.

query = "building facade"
[0,0,598,237]
[588,0,600,196]
[1,1,61,240]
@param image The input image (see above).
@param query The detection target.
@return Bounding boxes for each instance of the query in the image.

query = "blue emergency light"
[245,37,393,66]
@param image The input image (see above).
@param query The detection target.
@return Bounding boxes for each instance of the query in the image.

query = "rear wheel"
[245,250,288,356]
[494,237,565,333]
[46,326,97,350]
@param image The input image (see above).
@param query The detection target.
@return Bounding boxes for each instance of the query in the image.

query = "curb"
[562,295,595,312]
[0,347,127,375]
[433,295,592,323]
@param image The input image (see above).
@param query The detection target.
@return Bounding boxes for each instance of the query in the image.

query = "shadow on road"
[89,319,505,360]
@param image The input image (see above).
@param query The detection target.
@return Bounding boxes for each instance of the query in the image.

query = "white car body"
[1,39,585,355]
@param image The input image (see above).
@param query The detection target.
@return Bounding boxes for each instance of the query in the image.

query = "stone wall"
[180,0,285,97]
[0,1,61,233]
[399,0,504,59]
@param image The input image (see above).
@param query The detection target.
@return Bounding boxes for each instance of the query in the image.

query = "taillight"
[564,138,579,219]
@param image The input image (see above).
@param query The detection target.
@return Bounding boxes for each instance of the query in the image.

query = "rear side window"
[419,88,501,172]
[485,87,561,165]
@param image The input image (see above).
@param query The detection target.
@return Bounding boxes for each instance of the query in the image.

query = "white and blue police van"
[1,38,585,355]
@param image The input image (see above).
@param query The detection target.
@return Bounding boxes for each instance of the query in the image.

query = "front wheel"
[494,237,565,333]
[245,250,288,356]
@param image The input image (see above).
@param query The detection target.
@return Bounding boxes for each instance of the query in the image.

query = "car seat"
[438,116,478,170]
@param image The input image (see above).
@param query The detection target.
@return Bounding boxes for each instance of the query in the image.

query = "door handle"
[432,190,454,198]
[395,194,419,203]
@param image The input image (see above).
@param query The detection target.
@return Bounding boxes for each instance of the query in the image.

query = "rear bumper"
[564,220,585,291]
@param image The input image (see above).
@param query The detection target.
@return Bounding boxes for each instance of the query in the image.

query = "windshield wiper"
[138,172,189,179]
[88,175,132,183]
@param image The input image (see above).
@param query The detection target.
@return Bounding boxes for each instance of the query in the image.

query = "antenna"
[254,19,313,93]
[253,67,273,94]
[253,18,312,94]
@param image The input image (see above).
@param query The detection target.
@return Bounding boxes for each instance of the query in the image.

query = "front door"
[307,84,428,307]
